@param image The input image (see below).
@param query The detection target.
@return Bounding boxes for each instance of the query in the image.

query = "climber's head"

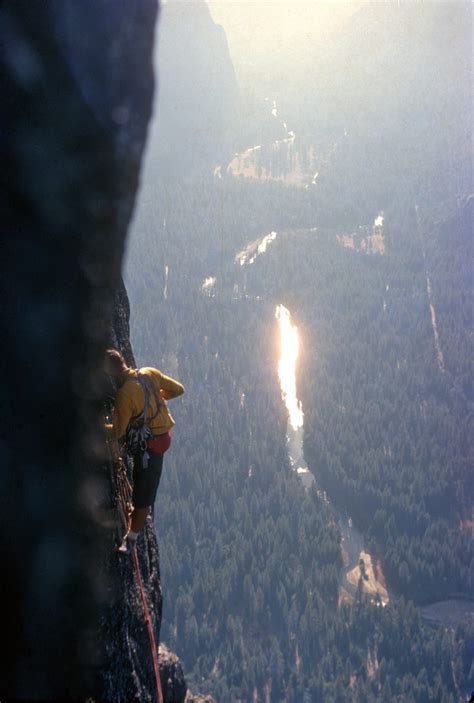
[104,348,129,385]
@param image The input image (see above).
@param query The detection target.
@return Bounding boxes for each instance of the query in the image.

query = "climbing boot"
[117,536,136,555]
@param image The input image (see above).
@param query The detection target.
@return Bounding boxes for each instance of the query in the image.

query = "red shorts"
[147,430,172,455]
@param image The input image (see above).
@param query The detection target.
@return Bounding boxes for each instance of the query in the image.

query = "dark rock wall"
[158,645,187,703]
[100,501,163,702]
[111,278,137,367]
[1,1,158,699]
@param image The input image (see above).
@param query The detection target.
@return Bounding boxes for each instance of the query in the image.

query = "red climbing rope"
[132,546,164,703]
[111,448,164,703]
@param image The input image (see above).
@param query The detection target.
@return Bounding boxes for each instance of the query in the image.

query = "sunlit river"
[276,303,389,605]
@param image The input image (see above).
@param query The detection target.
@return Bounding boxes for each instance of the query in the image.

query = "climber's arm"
[106,385,136,441]
[159,373,185,400]
[144,366,184,400]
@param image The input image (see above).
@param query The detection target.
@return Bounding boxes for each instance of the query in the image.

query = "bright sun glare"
[276,304,304,431]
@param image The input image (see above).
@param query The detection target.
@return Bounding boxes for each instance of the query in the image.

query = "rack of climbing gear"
[114,457,133,540]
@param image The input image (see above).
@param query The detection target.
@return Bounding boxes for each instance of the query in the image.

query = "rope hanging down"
[112,448,164,703]
[132,547,163,703]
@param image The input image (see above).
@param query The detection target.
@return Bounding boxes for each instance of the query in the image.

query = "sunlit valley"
[125,1,473,701]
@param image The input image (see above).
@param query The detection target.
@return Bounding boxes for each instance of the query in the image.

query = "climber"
[104,349,184,553]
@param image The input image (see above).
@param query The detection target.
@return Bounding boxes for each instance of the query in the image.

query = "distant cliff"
[145,0,240,177]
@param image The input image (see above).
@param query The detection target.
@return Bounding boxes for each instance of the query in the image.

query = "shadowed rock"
[0,1,158,699]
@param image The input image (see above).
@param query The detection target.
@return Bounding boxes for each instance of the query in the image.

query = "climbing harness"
[125,373,161,468]
[110,449,164,703]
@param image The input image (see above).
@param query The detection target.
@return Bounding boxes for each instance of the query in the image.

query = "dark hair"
[105,348,128,376]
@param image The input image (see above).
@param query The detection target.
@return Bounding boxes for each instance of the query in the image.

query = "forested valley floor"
[126,171,473,702]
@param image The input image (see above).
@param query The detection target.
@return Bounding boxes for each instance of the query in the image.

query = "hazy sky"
[208,1,363,83]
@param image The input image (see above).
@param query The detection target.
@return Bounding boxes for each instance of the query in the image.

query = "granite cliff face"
[0,2,164,700]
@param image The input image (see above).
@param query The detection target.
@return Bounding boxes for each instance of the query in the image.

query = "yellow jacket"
[108,367,184,441]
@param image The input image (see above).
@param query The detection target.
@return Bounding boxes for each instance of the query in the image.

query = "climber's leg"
[130,507,149,533]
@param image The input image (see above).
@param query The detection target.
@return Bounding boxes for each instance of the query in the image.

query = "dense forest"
[125,173,473,701]
[123,2,473,700]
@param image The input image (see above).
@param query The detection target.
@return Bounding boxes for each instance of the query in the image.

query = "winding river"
[200,226,472,619]
[276,304,389,605]
[197,230,391,605]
